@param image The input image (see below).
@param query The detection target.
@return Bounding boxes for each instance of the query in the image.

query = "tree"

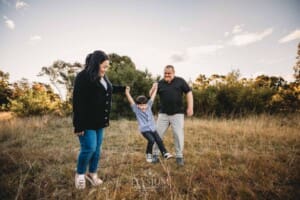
[9,80,63,116]
[209,74,226,86]
[193,74,209,89]
[38,60,83,101]
[107,53,156,118]
[293,42,300,83]
[225,69,240,85]
[0,70,13,111]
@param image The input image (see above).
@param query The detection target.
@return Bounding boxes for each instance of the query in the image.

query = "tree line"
[1,43,299,118]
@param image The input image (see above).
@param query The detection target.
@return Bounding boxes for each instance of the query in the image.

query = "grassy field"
[0,113,299,200]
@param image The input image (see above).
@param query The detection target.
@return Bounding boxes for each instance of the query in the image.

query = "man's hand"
[75,131,84,136]
[152,82,158,90]
[125,86,130,94]
[186,91,193,117]
[149,82,158,97]
[186,107,193,117]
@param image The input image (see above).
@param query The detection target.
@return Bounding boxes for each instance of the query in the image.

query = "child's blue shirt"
[131,99,156,132]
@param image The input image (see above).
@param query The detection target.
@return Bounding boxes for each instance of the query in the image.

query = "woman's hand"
[75,131,84,136]
[125,86,135,105]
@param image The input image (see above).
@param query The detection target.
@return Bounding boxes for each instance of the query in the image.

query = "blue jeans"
[77,129,104,174]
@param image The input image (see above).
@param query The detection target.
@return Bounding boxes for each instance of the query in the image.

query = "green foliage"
[193,71,299,117]
[0,70,13,111]
[269,83,300,113]
[3,49,300,117]
[9,80,64,116]
[107,53,155,119]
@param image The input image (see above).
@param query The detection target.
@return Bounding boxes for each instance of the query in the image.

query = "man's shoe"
[152,155,159,163]
[176,157,184,166]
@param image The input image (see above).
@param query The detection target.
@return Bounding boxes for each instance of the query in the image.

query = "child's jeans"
[141,130,167,155]
[77,129,104,174]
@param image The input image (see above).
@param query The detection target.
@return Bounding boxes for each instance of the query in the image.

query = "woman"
[72,50,125,189]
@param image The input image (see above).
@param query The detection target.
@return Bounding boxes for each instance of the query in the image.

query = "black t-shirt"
[158,77,191,115]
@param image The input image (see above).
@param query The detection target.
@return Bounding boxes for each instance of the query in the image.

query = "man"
[150,65,193,166]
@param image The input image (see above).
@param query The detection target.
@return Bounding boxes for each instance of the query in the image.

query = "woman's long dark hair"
[85,50,109,82]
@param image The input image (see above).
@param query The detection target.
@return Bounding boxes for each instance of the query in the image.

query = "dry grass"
[0,112,13,121]
[0,114,299,200]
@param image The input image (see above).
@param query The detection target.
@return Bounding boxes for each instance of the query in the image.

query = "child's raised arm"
[150,83,158,102]
[125,86,135,105]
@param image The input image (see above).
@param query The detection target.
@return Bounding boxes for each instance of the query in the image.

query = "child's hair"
[135,95,148,104]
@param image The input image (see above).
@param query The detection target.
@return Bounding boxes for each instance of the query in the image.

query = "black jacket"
[72,70,125,133]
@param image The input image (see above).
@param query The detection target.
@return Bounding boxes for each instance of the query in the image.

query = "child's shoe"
[75,174,86,189]
[146,153,153,163]
[85,173,103,186]
[163,152,174,160]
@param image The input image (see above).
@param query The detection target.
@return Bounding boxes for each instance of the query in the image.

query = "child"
[125,83,173,163]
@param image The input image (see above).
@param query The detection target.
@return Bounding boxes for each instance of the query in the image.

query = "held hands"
[75,131,84,136]
[152,82,158,90]
[125,86,135,105]
[149,82,158,96]
[125,86,130,94]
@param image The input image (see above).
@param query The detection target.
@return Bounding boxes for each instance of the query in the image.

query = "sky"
[1,0,300,86]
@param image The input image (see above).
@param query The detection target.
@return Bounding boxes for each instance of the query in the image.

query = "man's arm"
[125,86,135,106]
[150,83,158,102]
[149,82,157,97]
[186,91,194,117]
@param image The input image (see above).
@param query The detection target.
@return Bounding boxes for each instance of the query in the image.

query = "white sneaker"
[146,154,153,163]
[75,174,86,189]
[164,153,174,160]
[85,173,103,186]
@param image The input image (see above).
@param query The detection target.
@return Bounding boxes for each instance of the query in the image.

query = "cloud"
[30,35,42,41]
[179,26,191,33]
[232,24,244,34]
[3,16,15,30]
[16,0,29,10]
[169,44,224,63]
[170,51,186,62]
[1,0,12,6]
[187,45,224,56]
[229,28,273,46]
[224,24,244,37]
[29,35,42,44]
[258,56,294,65]
[278,29,300,43]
